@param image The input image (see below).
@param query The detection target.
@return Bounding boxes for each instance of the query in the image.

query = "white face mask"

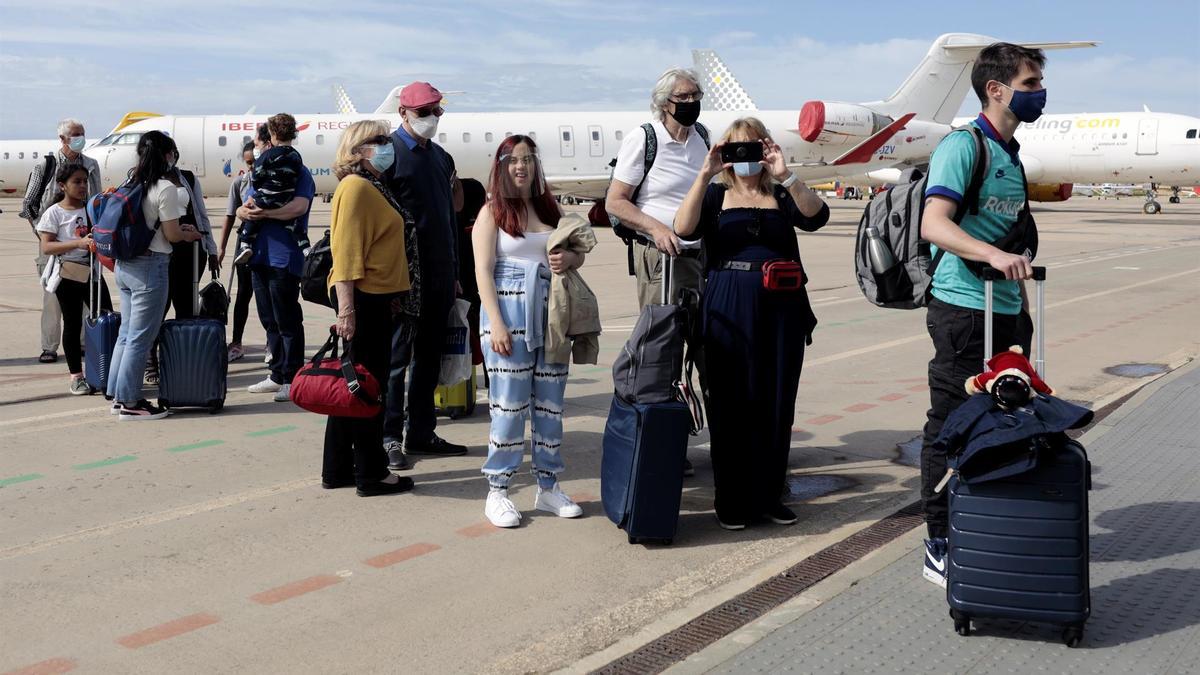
[252,147,263,160]
[407,112,439,140]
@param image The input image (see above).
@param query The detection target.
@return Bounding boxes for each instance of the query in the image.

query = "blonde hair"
[717,117,773,194]
[333,119,391,179]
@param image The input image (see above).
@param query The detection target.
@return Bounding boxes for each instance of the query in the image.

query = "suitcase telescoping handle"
[982,266,1046,377]
[661,239,703,306]
[193,240,202,313]
[90,250,102,321]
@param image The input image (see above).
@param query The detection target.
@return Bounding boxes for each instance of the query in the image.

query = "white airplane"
[78,34,1094,202]
[0,140,65,195]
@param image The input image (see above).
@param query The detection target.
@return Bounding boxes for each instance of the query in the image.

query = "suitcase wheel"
[628,535,639,545]
[951,609,971,637]
[448,406,464,420]
[1062,626,1083,648]
[208,400,224,414]
[158,398,170,410]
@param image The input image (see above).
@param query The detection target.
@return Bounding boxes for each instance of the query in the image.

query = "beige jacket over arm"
[545,214,601,365]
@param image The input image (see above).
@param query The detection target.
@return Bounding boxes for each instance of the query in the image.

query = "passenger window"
[32,152,38,159]
[218,136,227,147]
[438,133,447,143]
[485,132,493,142]
[463,133,471,143]
[2,153,7,160]
[18,152,24,159]
[615,130,624,141]
[316,134,324,145]
[1188,129,1197,139]
[562,131,571,141]
[1123,133,1128,139]
[243,136,251,145]
[592,131,600,141]
[504,131,513,138]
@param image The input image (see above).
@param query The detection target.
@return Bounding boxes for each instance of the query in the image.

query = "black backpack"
[300,229,333,308]
[22,154,56,228]
[605,122,710,274]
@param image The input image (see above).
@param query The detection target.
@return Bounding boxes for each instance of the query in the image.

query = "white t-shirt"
[611,120,708,233]
[36,203,90,264]
[141,179,184,254]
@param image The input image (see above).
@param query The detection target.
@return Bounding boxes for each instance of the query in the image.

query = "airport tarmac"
[1,195,1197,674]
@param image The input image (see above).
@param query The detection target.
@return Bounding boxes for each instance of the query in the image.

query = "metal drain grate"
[591,502,924,675]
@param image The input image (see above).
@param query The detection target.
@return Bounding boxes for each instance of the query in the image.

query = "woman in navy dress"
[674,117,829,530]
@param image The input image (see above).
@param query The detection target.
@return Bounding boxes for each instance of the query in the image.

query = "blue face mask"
[1002,84,1047,123]
[68,135,86,152]
[733,162,763,177]
[368,143,395,173]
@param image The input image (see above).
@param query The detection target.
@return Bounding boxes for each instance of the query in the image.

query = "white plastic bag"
[40,255,62,293]
[438,298,472,385]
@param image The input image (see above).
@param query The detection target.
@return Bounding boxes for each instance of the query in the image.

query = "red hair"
[487,135,561,237]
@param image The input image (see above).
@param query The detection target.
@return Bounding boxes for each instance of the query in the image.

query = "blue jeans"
[251,265,305,384]
[481,261,567,490]
[107,253,171,404]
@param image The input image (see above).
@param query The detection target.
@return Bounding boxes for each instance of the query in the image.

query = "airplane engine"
[1027,183,1073,202]
[798,101,894,146]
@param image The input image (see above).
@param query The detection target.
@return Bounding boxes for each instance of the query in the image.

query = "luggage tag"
[934,468,956,494]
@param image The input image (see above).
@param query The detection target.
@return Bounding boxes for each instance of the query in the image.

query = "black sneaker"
[117,399,169,422]
[357,476,415,497]
[385,440,411,471]
[233,242,254,265]
[321,476,355,490]
[715,511,748,531]
[38,350,57,363]
[683,457,695,477]
[761,503,799,526]
[404,435,467,456]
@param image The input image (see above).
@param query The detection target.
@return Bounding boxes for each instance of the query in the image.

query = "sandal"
[227,343,245,363]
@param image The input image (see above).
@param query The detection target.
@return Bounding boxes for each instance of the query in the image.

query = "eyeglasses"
[669,91,704,103]
[500,154,538,166]
[366,135,390,145]
[410,105,444,118]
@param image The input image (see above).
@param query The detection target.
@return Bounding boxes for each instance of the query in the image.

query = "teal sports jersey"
[925,115,1027,315]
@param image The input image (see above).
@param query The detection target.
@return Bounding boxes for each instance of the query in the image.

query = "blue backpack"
[88,181,159,261]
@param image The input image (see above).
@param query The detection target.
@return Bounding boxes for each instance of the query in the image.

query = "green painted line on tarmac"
[73,455,138,471]
[0,473,45,487]
[166,439,226,453]
[247,425,298,438]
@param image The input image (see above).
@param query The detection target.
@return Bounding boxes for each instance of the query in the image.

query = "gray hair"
[650,67,703,121]
[57,118,84,137]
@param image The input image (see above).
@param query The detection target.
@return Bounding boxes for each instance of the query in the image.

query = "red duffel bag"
[290,327,382,418]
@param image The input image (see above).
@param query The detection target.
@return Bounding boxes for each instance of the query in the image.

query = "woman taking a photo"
[36,162,112,395]
[674,117,829,530]
[107,130,203,421]
[323,120,418,497]
[472,135,585,528]
[218,141,259,362]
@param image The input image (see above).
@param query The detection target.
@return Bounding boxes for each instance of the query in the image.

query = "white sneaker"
[534,484,583,518]
[273,384,291,402]
[247,377,282,394]
[264,351,272,365]
[485,490,521,528]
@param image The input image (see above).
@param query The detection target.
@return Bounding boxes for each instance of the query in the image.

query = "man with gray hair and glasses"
[20,118,102,364]
[607,66,710,310]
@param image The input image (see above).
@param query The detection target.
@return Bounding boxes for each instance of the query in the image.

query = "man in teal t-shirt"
[917,42,1045,590]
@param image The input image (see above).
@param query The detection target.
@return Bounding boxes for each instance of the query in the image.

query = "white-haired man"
[606,67,710,309]
[20,118,102,363]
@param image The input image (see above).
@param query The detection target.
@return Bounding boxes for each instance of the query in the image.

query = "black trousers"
[704,267,811,521]
[383,268,455,445]
[230,263,254,345]
[921,298,1032,538]
[55,276,112,375]
[164,241,207,320]
[323,290,395,487]
[251,265,305,384]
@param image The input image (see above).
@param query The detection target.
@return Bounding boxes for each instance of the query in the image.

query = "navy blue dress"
[697,184,829,520]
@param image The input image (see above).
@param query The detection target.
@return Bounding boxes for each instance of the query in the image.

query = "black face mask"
[669,100,701,127]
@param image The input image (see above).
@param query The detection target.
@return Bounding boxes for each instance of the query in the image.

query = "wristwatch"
[779,173,798,188]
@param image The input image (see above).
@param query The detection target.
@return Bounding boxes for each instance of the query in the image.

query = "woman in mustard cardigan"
[323,120,420,497]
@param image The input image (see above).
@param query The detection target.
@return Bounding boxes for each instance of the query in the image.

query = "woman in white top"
[37,162,113,395]
[472,135,587,528]
[106,130,203,421]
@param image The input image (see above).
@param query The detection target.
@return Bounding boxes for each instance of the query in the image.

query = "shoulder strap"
[630,122,658,203]
[954,125,989,223]
[695,122,711,149]
[36,154,57,202]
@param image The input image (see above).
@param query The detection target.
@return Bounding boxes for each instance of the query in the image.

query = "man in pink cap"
[382,81,467,469]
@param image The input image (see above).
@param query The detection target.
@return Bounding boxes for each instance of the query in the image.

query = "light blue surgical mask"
[368,143,395,173]
[733,162,763,177]
[68,135,86,152]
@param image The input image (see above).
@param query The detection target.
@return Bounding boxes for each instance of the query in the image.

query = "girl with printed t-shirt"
[37,162,112,395]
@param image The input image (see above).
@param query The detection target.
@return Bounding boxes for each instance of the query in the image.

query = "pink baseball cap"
[399,82,442,109]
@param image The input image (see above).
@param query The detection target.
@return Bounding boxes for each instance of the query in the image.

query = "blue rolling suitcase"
[157,242,227,413]
[946,268,1090,648]
[83,255,120,395]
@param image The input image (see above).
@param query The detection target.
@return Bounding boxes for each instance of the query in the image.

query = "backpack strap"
[927,126,988,279]
[695,122,712,149]
[629,122,658,205]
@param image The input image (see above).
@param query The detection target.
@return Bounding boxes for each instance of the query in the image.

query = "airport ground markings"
[72,455,137,471]
[0,473,45,488]
[363,542,442,569]
[249,574,342,605]
[2,657,78,674]
[166,439,226,453]
[115,613,221,649]
[456,521,500,538]
[246,425,298,438]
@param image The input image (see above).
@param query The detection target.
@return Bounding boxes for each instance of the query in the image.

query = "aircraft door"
[558,126,575,158]
[587,125,603,157]
[1136,118,1158,155]
[173,118,206,176]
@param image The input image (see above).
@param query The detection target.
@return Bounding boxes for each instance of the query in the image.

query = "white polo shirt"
[612,120,708,235]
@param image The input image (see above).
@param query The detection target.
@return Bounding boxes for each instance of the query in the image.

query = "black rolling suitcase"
[158,242,228,413]
[83,254,120,395]
[944,267,1092,647]
[601,253,702,545]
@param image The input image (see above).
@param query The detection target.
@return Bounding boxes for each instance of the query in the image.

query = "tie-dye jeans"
[481,259,568,490]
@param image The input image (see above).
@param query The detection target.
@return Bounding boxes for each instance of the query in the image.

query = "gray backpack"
[854,126,988,309]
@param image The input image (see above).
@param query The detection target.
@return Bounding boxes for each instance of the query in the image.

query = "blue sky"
[1,0,1197,139]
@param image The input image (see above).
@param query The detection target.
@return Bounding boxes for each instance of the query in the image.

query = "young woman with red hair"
[471,135,586,528]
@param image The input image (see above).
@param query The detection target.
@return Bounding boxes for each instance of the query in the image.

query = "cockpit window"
[115,133,142,145]
[1187,129,1197,139]
[97,134,119,146]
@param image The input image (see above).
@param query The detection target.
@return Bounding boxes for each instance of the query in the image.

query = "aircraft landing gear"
[1143,184,1161,214]
[1169,186,1181,204]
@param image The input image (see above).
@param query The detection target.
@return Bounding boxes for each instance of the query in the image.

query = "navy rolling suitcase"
[157,242,227,413]
[601,396,691,544]
[83,254,120,395]
[945,267,1091,647]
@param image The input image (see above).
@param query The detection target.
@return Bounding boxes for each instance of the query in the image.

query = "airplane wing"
[831,113,916,166]
[545,175,613,200]
[692,49,758,112]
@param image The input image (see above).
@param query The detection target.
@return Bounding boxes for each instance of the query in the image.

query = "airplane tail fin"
[333,84,358,115]
[374,86,403,114]
[692,49,758,112]
[865,33,1097,124]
